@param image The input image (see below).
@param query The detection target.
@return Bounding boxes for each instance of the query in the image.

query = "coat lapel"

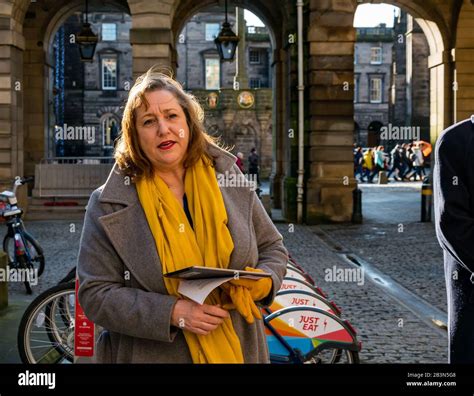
[97,167,167,293]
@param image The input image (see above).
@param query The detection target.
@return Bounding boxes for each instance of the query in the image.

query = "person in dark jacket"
[434,116,474,363]
[248,148,260,186]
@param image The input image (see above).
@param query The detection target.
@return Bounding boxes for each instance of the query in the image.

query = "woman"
[235,152,245,173]
[77,68,288,363]
[411,144,425,181]
[362,148,374,182]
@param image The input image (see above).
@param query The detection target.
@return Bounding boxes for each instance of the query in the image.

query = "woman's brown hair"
[115,66,220,179]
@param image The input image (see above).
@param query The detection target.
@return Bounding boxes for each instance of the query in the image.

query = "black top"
[183,193,194,230]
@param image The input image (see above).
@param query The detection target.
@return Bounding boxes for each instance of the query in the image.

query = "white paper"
[177,275,264,304]
[178,277,233,304]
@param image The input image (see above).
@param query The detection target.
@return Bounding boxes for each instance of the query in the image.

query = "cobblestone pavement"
[322,182,446,313]
[274,182,448,363]
[277,223,448,364]
[5,202,448,363]
[318,222,447,314]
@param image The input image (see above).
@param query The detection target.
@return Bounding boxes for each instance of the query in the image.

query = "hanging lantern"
[214,0,239,62]
[76,0,98,62]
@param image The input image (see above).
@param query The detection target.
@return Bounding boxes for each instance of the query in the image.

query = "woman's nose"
[156,117,171,136]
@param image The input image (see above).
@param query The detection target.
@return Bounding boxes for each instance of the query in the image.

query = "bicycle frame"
[4,216,32,263]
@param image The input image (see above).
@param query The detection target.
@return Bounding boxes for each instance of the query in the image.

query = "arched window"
[368,121,383,147]
[101,114,120,149]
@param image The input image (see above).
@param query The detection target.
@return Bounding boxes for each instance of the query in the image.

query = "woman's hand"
[171,299,230,336]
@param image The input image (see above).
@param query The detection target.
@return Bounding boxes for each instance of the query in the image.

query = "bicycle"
[18,260,361,364]
[17,268,76,364]
[0,176,45,294]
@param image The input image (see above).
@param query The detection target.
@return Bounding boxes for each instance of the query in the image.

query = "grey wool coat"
[77,143,289,363]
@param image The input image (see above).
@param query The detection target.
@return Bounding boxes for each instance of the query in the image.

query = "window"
[101,114,120,148]
[370,77,382,103]
[370,47,382,64]
[102,57,117,90]
[248,26,256,34]
[250,78,261,89]
[354,46,358,64]
[249,50,260,64]
[205,58,220,90]
[205,23,220,41]
[102,23,117,41]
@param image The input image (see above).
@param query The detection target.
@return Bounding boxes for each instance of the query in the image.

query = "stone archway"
[306,0,453,223]
[18,0,131,175]
[355,0,454,143]
[171,0,289,209]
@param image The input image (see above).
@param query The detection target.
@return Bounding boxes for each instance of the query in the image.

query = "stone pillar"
[235,7,248,89]
[454,1,474,127]
[269,48,286,210]
[406,15,414,126]
[0,8,25,184]
[428,50,453,145]
[129,0,174,79]
[306,0,356,223]
[23,17,45,176]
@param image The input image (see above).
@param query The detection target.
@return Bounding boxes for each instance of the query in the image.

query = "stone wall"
[191,88,272,178]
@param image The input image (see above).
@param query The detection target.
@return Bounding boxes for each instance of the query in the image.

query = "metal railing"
[34,157,115,198]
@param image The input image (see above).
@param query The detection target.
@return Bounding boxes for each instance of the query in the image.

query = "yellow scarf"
[136,155,244,363]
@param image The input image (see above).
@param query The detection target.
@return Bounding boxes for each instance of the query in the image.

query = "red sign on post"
[74,279,95,357]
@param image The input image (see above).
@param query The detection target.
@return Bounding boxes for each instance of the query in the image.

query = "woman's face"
[135,89,190,173]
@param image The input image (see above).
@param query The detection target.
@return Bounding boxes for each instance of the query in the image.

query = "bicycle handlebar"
[12,176,34,195]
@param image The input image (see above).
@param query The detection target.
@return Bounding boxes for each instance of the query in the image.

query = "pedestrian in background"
[362,148,374,182]
[248,148,260,187]
[387,144,403,181]
[354,146,364,182]
[410,144,425,181]
[369,146,386,183]
[236,152,244,173]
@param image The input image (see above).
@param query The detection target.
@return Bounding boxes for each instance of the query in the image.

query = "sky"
[354,4,400,27]
[244,4,401,28]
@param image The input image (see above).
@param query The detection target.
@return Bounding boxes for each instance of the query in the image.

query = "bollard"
[352,188,363,224]
[0,251,8,310]
[421,176,432,222]
[378,171,388,185]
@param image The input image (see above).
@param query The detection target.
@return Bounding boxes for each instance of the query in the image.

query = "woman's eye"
[168,114,177,119]
[143,119,155,126]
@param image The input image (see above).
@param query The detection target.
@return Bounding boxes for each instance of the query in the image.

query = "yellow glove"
[220,284,262,324]
[227,266,273,302]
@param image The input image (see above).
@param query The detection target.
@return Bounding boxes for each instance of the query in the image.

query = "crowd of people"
[353,141,432,183]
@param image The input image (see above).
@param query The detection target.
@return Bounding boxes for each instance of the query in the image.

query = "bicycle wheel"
[3,231,45,277]
[18,282,75,364]
[304,346,360,364]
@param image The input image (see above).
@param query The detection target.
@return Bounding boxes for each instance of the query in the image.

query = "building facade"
[354,24,394,147]
[51,11,132,160]
[0,0,472,224]
[176,6,273,177]
[354,12,430,149]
